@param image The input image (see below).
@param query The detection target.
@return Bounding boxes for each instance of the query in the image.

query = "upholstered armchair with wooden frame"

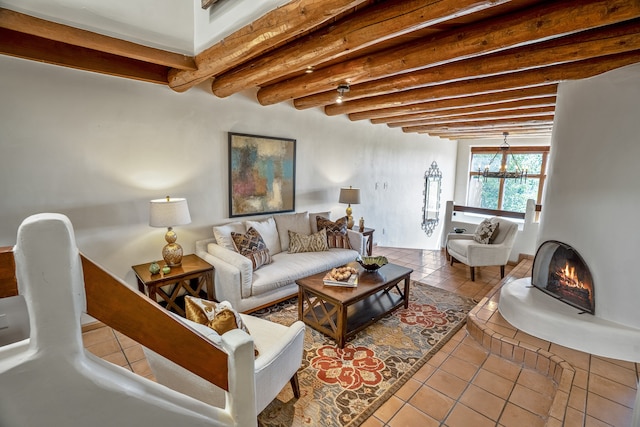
[143,312,305,417]
[447,217,519,281]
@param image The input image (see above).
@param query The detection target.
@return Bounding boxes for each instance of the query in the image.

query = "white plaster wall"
[1,0,194,53]
[0,55,456,290]
[538,62,640,328]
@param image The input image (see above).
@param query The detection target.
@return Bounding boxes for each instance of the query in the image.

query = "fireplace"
[531,240,595,314]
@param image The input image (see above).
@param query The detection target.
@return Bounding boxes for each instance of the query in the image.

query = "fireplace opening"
[531,240,595,314]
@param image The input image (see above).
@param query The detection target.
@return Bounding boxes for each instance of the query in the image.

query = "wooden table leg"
[337,303,347,348]
[403,275,410,309]
[205,271,215,301]
[136,278,145,294]
[298,287,304,321]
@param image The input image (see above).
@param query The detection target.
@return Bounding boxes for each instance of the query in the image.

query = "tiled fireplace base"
[466,260,638,426]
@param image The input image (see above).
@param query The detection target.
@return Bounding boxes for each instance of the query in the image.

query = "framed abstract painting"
[228,132,296,217]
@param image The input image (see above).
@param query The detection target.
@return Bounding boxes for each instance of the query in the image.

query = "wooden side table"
[358,227,375,256]
[132,254,214,316]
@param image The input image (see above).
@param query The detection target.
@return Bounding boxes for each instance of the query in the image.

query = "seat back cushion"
[491,218,518,246]
[212,221,246,251]
[245,216,282,255]
[309,211,330,233]
[274,212,311,251]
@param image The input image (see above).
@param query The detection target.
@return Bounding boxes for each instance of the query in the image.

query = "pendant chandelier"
[478,132,527,182]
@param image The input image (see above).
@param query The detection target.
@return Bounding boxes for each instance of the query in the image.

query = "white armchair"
[144,312,305,415]
[447,217,518,281]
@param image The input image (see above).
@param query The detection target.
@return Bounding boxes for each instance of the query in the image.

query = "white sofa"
[196,211,365,313]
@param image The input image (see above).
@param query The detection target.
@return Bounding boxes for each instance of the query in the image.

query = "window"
[467,146,549,212]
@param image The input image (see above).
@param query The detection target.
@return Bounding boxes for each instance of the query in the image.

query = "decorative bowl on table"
[356,256,388,271]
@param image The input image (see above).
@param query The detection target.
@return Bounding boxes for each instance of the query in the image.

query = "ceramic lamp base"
[162,227,183,267]
[162,243,183,267]
[345,205,354,229]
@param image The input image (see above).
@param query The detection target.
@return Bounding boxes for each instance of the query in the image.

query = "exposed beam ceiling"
[2,0,640,139]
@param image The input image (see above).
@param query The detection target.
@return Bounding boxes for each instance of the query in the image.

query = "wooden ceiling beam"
[403,116,555,133]
[293,19,640,110]
[210,0,513,98]
[348,85,559,121]
[0,8,195,71]
[371,96,557,125]
[167,0,368,93]
[432,128,553,139]
[0,29,168,84]
[430,125,554,134]
[387,106,555,128]
[258,0,640,105]
[428,125,554,137]
[432,126,553,133]
[327,51,640,116]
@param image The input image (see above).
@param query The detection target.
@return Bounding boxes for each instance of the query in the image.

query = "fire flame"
[558,262,587,289]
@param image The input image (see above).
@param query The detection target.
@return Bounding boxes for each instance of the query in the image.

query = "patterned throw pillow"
[212,221,245,251]
[184,296,258,356]
[231,227,272,270]
[473,219,500,244]
[317,216,352,249]
[288,229,329,253]
[245,216,281,255]
[309,211,330,233]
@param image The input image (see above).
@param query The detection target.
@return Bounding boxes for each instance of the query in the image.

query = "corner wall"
[538,62,640,328]
[0,55,457,288]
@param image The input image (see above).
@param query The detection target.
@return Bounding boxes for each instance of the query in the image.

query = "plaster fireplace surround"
[498,62,640,363]
[531,240,594,315]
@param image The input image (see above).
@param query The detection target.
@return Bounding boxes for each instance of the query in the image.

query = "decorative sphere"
[162,266,171,274]
[149,262,160,275]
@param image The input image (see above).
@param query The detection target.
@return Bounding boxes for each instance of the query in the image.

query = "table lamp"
[149,196,191,267]
[339,186,360,229]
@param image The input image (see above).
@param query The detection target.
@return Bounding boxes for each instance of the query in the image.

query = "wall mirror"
[422,161,442,236]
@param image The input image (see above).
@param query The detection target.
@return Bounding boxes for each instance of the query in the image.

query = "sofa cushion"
[473,219,499,244]
[309,211,330,233]
[245,216,282,255]
[274,211,311,251]
[231,227,272,270]
[250,248,357,296]
[213,221,246,252]
[317,216,351,249]
[447,238,474,258]
[288,229,329,253]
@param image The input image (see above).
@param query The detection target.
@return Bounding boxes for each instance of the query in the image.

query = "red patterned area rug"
[254,281,477,427]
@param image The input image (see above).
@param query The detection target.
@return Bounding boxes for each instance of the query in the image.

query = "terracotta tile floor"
[82,247,639,426]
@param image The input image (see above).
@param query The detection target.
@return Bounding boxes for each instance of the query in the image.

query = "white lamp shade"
[339,187,361,205]
[149,197,191,227]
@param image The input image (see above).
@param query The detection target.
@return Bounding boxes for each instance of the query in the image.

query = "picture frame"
[228,132,296,217]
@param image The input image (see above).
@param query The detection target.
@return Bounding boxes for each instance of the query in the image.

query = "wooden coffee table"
[296,262,413,348]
